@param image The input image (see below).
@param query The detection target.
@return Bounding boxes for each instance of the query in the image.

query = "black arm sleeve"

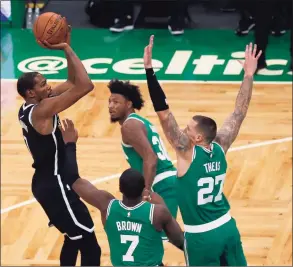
[145,68,169,112]
[64,142,80,186]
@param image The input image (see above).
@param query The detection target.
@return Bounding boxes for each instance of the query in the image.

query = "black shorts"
[32,173,95,240]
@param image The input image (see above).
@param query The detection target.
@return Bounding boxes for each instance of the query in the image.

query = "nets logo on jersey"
[57,116,62,127]
[19,119,28,133]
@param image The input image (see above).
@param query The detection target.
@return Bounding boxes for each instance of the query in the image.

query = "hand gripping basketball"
[34,12,71,50]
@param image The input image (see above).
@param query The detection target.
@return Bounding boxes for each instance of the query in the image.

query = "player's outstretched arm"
[61,119,115,214]
[50,25,75,96]
[33,36,94,120]
[121,119,157,197]
[214,43,262,154]
[154,204,184,251]
[144,35,191,153]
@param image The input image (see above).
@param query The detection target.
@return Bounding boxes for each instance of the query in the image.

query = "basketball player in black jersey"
[17,28,101,266]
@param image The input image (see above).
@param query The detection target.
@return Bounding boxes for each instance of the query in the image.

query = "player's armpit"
[121,119,157,190]
[154,204,184,250]
[157,110,191,153]
[72,178,115,212]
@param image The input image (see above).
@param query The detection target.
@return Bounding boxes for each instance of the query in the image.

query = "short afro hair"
[17,72,39,98]
[108,79,145,110]
[119,168,145,199]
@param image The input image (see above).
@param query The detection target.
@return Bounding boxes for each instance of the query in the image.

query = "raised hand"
[60,119,78,144]
[143,35,154,69]
[37,39,69,50]
[239,43,262,77]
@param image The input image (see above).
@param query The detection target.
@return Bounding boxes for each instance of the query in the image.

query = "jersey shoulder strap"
[191,145,197,162]
[124,113,145,125]
[18,103,36,127]
[212,141,226,156]
[149,203,155,225]
[106,199,116,220]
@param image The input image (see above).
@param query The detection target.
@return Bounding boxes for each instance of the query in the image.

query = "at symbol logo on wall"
[17,56,67,74]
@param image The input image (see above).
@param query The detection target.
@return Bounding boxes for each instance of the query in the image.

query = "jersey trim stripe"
[107,199,115,219]
[121,140,132,148]
[183,233,190,266]
[28,105,35,127]
[22,103,34,111]
[119,201,145,210]
[184,211,231,233]
[149,204,154,224]
[51,115,95,233]
[197,143,213,153]
[121,114,145,148]
[212,141,226,155]
[65,233,83,240]
[124,116,145,125]
[56,174,95,233]
[52,115,58,176]
[152,170,177,186]
[192,146,197,161]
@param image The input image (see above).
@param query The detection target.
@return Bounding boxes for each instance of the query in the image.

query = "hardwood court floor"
[1,81,292,266]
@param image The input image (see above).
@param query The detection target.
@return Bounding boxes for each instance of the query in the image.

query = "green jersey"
[176,142,230,228]
[121,113,175,176]
[105,199,164,266]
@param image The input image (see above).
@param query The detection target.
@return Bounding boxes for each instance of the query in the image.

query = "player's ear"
[127,100,133,109]
[26,89,35,98]
[195,133,204,143]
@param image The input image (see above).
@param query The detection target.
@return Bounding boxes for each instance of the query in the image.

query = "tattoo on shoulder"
[164,112,191,151]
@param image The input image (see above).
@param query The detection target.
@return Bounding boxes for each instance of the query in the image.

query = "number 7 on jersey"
[121,235,139,262]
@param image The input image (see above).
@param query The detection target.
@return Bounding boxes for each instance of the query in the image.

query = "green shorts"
[152,171,178,240]
[184,218,247,266]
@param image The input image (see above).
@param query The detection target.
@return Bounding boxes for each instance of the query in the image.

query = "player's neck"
[25,98,39,105]
[197,141,212,150]
[122,196,142,207]
[119,110,136,125]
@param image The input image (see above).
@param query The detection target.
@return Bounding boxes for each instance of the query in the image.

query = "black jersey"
[18,103,66,177]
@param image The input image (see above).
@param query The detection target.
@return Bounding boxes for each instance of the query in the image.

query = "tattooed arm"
[214,75,253,153]
[157,110,192,153]
[214,43,262,153]
[143,35,192,154]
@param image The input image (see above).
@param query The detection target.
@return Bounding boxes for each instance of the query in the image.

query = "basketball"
[33,12,68,45]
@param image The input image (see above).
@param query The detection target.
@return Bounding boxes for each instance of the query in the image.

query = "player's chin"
[110,115,120,123]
